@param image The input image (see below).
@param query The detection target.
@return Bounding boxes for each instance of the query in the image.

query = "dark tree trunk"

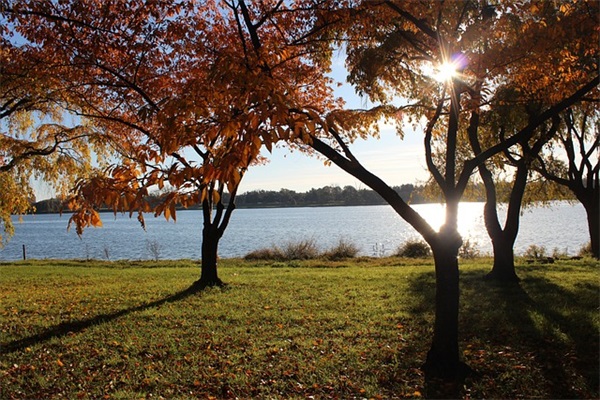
[483,169,525,283]
[582,198,599,259]
[425,245,460,377]
[194,224,224,288]
[486,234,520,282]
[193,183,241,289]
[423,228,471,398]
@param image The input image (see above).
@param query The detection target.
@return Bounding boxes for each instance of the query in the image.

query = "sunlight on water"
[0,202,588,260]
[417,202,485,234]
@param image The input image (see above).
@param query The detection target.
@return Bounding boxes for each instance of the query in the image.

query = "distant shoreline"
[30,182,574,215]
[28,201,431,215]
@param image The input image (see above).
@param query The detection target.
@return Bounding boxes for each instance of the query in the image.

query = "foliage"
[533,106,599,258]
[322,238,360,260]
[244,238,359,261]
[2,0,347,285]
[3,0,340,233]
[235,184,426,208]
[523,244,548,259]
[0,30,105,244]
[578,242,594,258]
[395,240,431,258]
[0,258,598,399]
[459,239,481,259]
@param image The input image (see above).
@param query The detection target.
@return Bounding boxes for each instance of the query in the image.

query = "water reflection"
[0,201,588,260]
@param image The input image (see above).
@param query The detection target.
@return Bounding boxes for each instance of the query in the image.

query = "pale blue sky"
[238,126,429,193]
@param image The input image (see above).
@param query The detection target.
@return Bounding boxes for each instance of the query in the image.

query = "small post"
[22,244,26,261]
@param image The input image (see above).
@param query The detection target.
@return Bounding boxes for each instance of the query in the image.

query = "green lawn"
[1,257,598,399]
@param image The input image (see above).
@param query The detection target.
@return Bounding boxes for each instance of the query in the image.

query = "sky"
[237,126,429,194]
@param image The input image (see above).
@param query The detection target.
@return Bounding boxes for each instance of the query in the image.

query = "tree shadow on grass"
[516,275,598,398]
[404,268,599,399]
[0,282,218,355]
[459,269,599,399]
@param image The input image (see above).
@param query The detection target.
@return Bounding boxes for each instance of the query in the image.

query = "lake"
[0,201,589,261]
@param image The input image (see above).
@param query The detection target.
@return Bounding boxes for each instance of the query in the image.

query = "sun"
[434,60,459,83]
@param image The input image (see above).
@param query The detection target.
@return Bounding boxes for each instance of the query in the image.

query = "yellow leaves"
[263,133,273,153]
[155,192,179,222]
[163,203,172,221]
[529,3,541,14]
[252,135,262,152]
[90,210,103,228]
[211,190,220,204]
[559,3,572,15]
[227,168,242,195]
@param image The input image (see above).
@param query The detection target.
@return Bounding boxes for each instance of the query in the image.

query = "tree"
[301,0,598,385]
[534,105,599,258]
[5,0,338,286]
[466,2,600,280]
[0,21,101,244]
[470,94,561,282]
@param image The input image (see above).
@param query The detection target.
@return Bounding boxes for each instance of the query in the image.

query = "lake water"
[0,202,589,261]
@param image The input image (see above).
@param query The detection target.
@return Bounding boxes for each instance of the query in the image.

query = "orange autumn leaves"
[4,0,597,235]
[8,0,342,231]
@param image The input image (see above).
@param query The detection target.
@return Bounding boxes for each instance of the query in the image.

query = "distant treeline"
[32,184,427,213]
[33,198,66,214]
[232,184,426,208]
[32,180,573,213]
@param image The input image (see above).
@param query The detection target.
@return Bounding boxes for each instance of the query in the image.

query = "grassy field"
[1,257,598,399]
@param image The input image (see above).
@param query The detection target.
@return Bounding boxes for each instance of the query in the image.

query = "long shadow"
[1,282,214,355]
[404,268,599,399]
[515,275,599,398]
[459,269,599,399]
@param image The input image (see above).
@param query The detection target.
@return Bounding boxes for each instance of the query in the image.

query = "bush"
[323,238,360,260]
[281,238,320,260]
[459,239,480,259]
[552,247,568,259]
[523,244,547,259]
[578,242,593,257]
[245,239,321,261]
[395,239,431,258]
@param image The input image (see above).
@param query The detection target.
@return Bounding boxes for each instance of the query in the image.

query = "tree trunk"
[423,230,471,397]
[486,235,520,282]
[483,195,521,282]
[425,245,460,377]
[482,157,532,283]
[195,225,224,288]
[583,200,599,259]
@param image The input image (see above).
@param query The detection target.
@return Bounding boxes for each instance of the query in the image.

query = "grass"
[0,257,598,399]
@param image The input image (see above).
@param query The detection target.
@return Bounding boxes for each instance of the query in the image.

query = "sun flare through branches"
[432,53,468,83]
[435,61,459,82]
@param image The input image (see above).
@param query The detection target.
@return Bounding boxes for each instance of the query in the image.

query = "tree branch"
[464,75,599,176]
